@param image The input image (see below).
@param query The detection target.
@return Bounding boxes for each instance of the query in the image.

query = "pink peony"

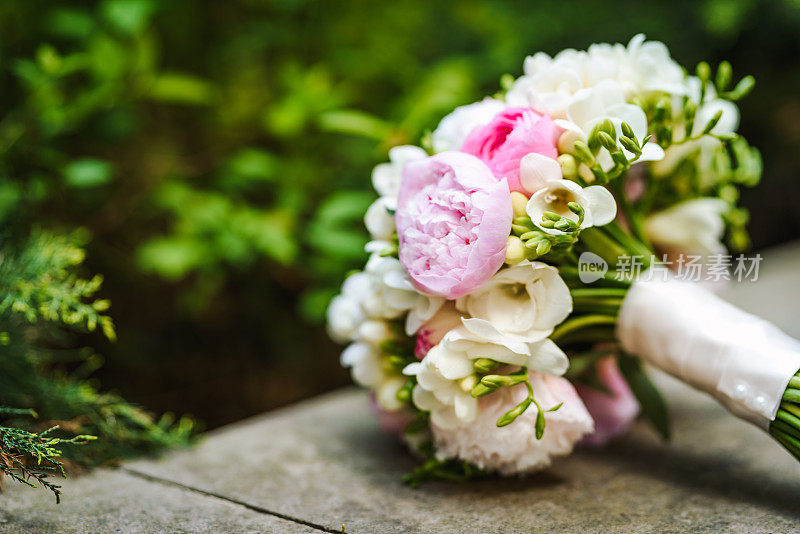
[461,107,560,193]
[576,356,640,446]
[396,151,512,299]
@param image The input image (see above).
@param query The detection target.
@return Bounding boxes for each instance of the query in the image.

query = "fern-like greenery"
[0,407,95,503]
[0,230,195,500]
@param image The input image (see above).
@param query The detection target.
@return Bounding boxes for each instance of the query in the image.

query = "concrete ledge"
[2,242,800,533]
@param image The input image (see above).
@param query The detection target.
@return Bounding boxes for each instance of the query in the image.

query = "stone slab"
[4,241,800,533]
[123,242,800,533]
[0,468,318,533]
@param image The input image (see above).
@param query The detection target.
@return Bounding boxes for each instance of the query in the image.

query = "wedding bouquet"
[327,35,800,483]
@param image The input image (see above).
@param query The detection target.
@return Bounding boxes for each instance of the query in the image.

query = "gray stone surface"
[3,242,800,533]
[0,468,317,533]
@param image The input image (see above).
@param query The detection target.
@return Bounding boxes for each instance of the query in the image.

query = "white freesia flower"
[364,196,396,241]
[365,145,427,243]
[341,317,405,412]
[607,33,686,97]
[404,321,569,429]
[361,255,444,334]
[371,145,428,199]
[683,76,740,138]
[341,342,384,389]
[326,270,372,343]
[645,198,729,257]
[526,177,617,233]
[554,80,664,170]
[431,372,594,474]
[653,78,740,189]
[456,261,572,341]
[340,321,406,412]
[431,98,507,153]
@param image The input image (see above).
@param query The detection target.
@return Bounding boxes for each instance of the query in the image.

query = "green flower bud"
[505,236,526,265]
[573,141,595,165]
[510,191,529,219]
[473,358,498,374]
[716,60,732,91]
[557,154,577,179]
[702,109,724,135]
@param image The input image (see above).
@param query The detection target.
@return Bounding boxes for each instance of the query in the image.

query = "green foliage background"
[2,0,799,427]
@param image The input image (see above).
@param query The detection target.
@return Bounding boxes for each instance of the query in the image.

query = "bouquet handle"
[617,273,800,430]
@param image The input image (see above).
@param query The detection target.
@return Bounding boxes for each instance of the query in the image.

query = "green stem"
[604,220,654,264]
[551,314,618,343]
[553,327,617,345]
[579,228,628,267]
[559,266,632,288]
[570,288,628,299]
[610,180,651,248]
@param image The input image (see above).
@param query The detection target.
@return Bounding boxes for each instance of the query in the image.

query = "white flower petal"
[519,153,562,194]
[566,88,605,130]
[583,185,617,226]
[526,338,569,376]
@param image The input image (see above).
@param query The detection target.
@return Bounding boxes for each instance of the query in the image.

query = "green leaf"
[63,159,114,188]
[318,109,393,141]
[618,353,671,440]
[101,0,156,35]
[46,9,96,41]
[147,73,217,106]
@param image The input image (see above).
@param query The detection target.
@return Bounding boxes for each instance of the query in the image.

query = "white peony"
[431,372,594,475]
[456,261,572,341]
[645,198,729,257]
[431,98,507,153]
[404,320,569,429]
[526,177,617,234]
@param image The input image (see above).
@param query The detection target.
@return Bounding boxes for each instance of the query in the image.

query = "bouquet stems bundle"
[771,372,800,461]
[328,35,799,483]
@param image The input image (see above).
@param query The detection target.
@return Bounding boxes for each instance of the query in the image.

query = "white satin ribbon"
[617,274,800,430]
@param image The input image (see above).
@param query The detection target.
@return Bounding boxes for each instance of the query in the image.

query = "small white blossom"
[507,34,686,119]
[431,98,507,153]
[364,196,396,241]
[326,271,371,343]
[526,177,617,233]
[554,80,664,170]
[404,320,569,429]
[371,145,428,199]
[361,255,444,334]
[456,261,572,341]
[645,198,729,257]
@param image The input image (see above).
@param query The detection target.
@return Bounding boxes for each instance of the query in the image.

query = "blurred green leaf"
[318,110,393,140]
[618,353,671,440]
[101,0,157,35]
[46,9,96,41]
[63,159,114,188]
[147,73,217,106]
[137,236,208,280]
